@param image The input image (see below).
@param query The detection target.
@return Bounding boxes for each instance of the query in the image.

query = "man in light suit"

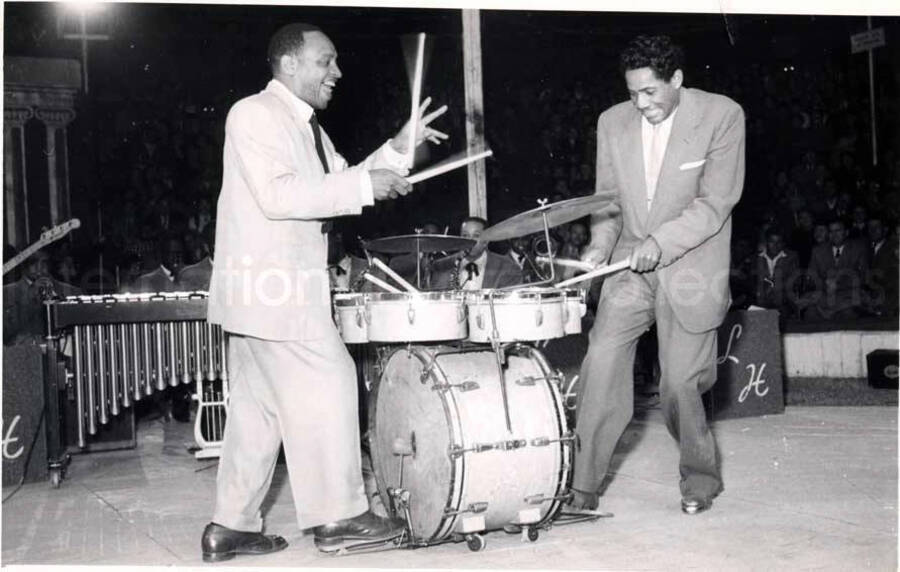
[202,23,447,561]
[571,35,745,516]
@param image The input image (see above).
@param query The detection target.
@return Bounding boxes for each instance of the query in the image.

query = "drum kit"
[330,196,628,555]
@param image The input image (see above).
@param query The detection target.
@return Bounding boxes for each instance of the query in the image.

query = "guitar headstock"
[39,219,81,242]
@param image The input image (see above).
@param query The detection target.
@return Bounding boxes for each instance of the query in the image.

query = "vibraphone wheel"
[525,527,539,542]
[465,533,485,552]
[49,469,62,488]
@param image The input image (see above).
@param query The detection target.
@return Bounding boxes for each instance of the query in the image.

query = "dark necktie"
[310,114,332,234]
[834,247,842,262]
[465,261,479,280]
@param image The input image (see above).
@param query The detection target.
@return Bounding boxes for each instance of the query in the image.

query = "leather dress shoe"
[201,522,288,563]
[313,510,405,552]
[681,496,713,515]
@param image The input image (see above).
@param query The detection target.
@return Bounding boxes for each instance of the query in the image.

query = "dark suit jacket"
[177,256,214,291]
[807,240,868,308]
[430,250,524,290]
[586,87,745,332]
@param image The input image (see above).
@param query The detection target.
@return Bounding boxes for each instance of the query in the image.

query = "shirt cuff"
[360,170,375,206]
[382,139,411,174]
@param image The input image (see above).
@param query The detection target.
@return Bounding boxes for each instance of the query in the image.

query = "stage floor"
[2,405,896,570]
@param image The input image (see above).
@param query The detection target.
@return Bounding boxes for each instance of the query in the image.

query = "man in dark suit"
[571,35,745,516]
[431,217,523,290]
[804,219,869,321]
[864,216,898,316]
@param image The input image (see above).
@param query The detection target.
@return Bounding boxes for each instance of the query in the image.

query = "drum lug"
[443,501,488,517]
[524,492,572,505]
[515,376,537,387]
[431,380,480,392]
[530,431,576,447]
[449,438,526,459]
[534,308,543,327]
[407,304,416,325]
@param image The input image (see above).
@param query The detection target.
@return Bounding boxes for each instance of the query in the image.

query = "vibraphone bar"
[46,292,227,450]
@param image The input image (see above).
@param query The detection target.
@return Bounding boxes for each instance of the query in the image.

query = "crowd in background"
[4,34,899,329]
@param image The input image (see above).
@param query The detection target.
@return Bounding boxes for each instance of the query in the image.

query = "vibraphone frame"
[42,292,229,486]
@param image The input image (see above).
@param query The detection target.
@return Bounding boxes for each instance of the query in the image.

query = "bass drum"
[369,345,572,543]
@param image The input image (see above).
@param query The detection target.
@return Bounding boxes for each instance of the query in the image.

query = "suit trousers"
[573,270,722,500]
[213,330,369,532]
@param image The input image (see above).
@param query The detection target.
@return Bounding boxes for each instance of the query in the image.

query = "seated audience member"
[755,229,800,317]
[432,217,522,290]
[865,216,899,316]
[3,250,81,345]
[848,205,868,239]
[789,209,816,268]
[803,219,869,321]
[125,239,181,293]
[327,231,369,291]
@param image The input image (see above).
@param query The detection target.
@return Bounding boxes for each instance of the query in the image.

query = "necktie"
[309,114,330,174]
[310,114,333,234]
[834,247,842,262]
[646,124,664,208]
[465,262,479,280]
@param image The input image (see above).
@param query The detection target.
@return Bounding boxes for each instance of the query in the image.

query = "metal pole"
[867,16,877,167]
[81,9,90,94]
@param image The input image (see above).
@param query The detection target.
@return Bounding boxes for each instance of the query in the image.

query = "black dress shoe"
[201,522,288,563]
[313,510,405,552]
[681,497,713,515]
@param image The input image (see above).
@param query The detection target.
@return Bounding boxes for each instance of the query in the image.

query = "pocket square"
[679,159,706,171]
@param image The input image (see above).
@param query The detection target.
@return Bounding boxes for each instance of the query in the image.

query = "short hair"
[267,23,322,73]
[461,216,488,229]
[619,35,684,82]
[826,218,846,230]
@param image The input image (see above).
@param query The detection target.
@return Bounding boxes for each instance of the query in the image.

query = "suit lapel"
[647,88,700,227]
[620,111,648,230]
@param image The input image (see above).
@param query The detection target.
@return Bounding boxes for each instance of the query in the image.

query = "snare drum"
[465,288,565,343]
[561,288,587,335]
[366,291,467,343]
[369,345,571,543]
[333,292,368,344]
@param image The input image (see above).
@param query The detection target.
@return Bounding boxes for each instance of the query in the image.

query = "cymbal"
[363,234,476,254]
[480,193,618,242]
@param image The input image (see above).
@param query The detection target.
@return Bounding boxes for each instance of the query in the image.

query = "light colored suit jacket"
[207,80,406,340]
[587,87,745,333]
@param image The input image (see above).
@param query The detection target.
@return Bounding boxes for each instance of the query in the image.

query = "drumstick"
[362,272,402,294]
[554,257,631,288]
[406,33,426,169]
[407,149,493,184]
[371,257,420,294]
[536,256,595,272]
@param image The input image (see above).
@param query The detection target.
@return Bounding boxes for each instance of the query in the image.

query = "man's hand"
[390,97,449,154]
[580,248,608,269]
[630,236,662,272]
[370,169,412,201]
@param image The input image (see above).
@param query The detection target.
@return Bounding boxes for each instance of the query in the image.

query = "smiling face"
[625,66,682,125]
[278,30,342,110]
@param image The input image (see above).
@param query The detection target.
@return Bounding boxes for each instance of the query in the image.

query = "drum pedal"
[326,532,409,556]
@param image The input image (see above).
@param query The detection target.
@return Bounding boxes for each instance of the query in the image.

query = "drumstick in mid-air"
[554,257,632,288]
[362,272,403,294]
[405,33,426,169]
[407,149,493,184]
[536,256,595,272]
[371,257,420,294]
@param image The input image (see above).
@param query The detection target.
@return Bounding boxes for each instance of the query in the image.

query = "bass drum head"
[369,347,454,540]
[369,345,569,541]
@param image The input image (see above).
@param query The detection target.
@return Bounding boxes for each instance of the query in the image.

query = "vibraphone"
[43,292,229,486]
